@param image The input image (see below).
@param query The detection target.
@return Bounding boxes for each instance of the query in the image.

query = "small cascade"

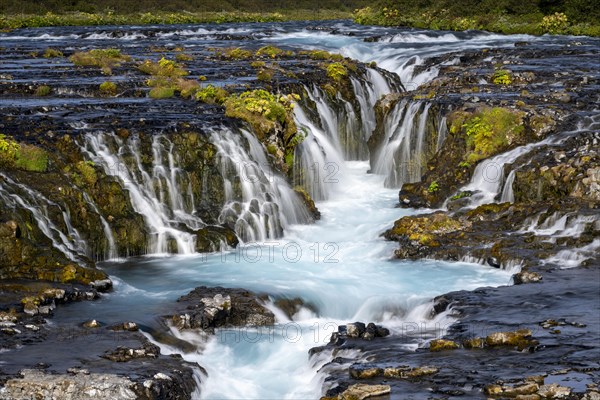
[301,69,393,162]
[83,131,202,254]
[520,212,599,239]
[292,105,347,201]
[0,173,87,263]
[82,192,118,260]
[452,137,555,209]
[500,170,516,203]
[211,127,311,242]
[371,100,432,188]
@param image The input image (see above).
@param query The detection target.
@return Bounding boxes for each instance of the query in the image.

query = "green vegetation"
[70,48,131,74]
[175,53,193,62]
[301,50,344,61]
[428,180,440,193]
[0,134,48,172]
[149,86,175,99]
[326,62,348,82]
[138,57,199,99]
[449,191,472,201]
[138,57,187,77]
[0,8,359,30]
[540,12,570,34]
[99,81,117,95]
[450,107,525,164]
[353,0,600,36]
[224,90,299,139]
[256,46,292,58]
[34,85,51,96]
[43,48,63,58]
[492,69,512,85]
[75,161,97,186]
[195,85,229,104]
[216,47,253,60]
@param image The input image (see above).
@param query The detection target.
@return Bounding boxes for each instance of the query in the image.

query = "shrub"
[138,57,188,77]
[195,84,229,104]
[216,48,252,59]
[540,13,569,34]
[70,48,131,74]
[99,81,117,95]
[43,48,63,58]
[460,107,525,164]
[256,46,290,58]
[175,53,193,62]
[1,139,49,172]
[35,85,51,96]
[428,180,440,193]
[224,90,299,138]
[326,62,348,82]
[149,87,174,99]
[492,69,512,85]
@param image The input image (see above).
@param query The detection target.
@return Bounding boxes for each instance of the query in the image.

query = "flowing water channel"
[2,20,598,399]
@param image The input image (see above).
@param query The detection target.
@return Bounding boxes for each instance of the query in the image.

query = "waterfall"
[292,106,347,201]
[0,173,87,263]
[453,136,556,209]
[82,192,118,260]
[211,127,311,242]
[371,100,432,188]
[82,131,201,254]
[499,170,516,203]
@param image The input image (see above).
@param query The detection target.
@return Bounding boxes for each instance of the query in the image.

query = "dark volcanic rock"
[168,286,275,333]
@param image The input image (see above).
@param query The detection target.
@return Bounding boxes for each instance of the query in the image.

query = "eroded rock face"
[168,286,275,333]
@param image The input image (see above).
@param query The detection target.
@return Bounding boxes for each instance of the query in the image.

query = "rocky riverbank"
[313,43,599,399]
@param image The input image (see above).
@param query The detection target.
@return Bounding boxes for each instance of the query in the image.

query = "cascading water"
[83,131,201,254]
[211,127,311,242]
[371,100,432,188]
[451,136,558,209]
[0,173,87,262]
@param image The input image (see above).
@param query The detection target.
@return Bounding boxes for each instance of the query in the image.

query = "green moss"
[389,213,464,247]
[301,50,344,61]
[257,68,274,82]
[452,107,525,164]
[43,48,63,58]
[326,62,348,83]
[224,90,299,141]
[70,48,131,74]
[492,69,512,85]
[430,339,460,352]
[14,144,48,172]
[216,47,252,59]
[149,86,175,99]
[138,57,188,77]
[427,180,440,193]
[175,53,193,62]
[449,191,472,201]
[99,81,117,95]
[2,136,49,172]
[195,84,229,104]
[250,61,266,68]
[76,160,97,186]
[256,45,290,58]
[35,85,51,96]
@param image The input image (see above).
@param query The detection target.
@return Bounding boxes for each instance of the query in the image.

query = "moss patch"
[450,107,525,164]
[70,48,131,74]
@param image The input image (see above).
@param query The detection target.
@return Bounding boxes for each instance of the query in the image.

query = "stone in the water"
[429,339,459,352]
[82,319,100,328]
[339,384,391,400]
[346,322,366,338]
